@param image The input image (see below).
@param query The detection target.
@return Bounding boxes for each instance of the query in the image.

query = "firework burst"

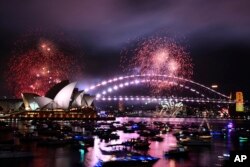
[6,39,82,97]
[121,36,193,93]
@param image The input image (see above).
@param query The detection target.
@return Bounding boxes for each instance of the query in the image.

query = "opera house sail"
[13,81,97,120]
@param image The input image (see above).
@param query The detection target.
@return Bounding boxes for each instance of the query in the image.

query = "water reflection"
[1,117,250,167]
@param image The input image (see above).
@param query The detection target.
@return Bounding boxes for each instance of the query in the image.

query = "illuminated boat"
[198,130,212,140]
[99,147,135,156]
[73,134,94,146]
[198,135,212,140]
[122,138,150,150]
[179,137,211,146]
[239,136,248,142]
[94,155,159,167]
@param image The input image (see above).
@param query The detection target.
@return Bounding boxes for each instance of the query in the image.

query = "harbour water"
[1,117,250,167]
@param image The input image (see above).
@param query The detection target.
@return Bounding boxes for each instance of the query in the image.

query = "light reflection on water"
[2,117,249,167]
[79,117,234,167]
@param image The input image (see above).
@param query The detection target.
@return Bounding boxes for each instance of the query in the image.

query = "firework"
[6,39,82,97]
[121,36,193,93]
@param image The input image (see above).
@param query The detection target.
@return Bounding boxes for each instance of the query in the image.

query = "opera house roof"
[21,81,95,111]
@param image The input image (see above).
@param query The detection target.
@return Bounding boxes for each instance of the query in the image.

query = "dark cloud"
[1,0,250,49]
[0,0,250,99]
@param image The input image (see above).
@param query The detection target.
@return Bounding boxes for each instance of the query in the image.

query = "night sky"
[0,0,250,99]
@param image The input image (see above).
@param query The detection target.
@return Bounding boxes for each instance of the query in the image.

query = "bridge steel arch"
[85,74,230,101]
[94,79,211,99]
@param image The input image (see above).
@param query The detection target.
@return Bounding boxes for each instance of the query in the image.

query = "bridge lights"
[211,84,218,89]
[90,85,95,90]
[101,81,107,85]
[96,94,101,98]
[119,83,124,88]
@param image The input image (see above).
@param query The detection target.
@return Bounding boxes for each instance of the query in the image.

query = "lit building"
[21,81,95,111]
[5,81,99,120]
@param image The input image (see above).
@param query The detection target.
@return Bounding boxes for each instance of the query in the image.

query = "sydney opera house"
[1,80,98,120]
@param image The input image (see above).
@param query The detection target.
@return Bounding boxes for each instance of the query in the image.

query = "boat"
[133,141,150,150]
[150,135,164,142]
[197,118,212,139]
[199,135,212,140]
[94,154,159,167]
[109,132,120,140]
[100,149,129,156]
[164,145,188,158]
[99,147,138,156]
[197,129,212,139]
[179,136,190,142]
[179,137,211,146]
[128,138,150,150]
[138,130,158,137]
[122,138,150,149]
[73,134,94,146]
[123,127,135,133]
[217,153,230,167]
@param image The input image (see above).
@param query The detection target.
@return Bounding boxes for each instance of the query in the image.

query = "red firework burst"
[6,39,82,97]
[121,36,193,93]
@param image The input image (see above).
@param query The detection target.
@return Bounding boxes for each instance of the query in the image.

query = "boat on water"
[150,135,164,142]
[94,155,159,167]
[73,134,94,146]
[164,145,188,158]
[179,137,211,146]
[133,141,150,150]
[123,126,135,133]
[199,134,212,140]
[99,147,134,156]
[122,138,150,150]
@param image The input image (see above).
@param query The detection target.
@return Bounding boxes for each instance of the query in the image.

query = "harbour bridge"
[84,74,234,104]
[83,74,235,117]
